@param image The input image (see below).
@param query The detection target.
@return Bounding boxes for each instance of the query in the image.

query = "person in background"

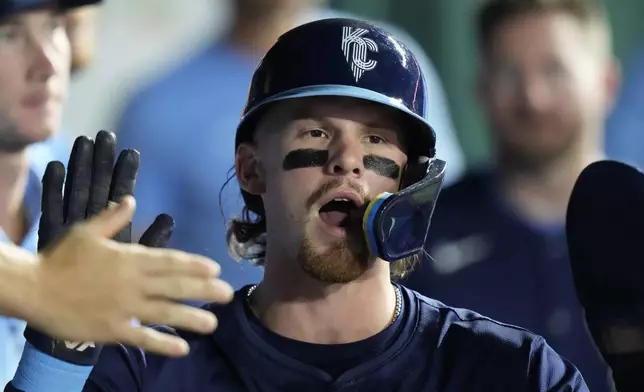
[114,0,465,290]
[402,0,618,391]
[0,0,101,385]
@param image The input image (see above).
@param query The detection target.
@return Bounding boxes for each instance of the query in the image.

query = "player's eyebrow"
[288,105,403,143]
[0,5,63,26]
[0,15,21,26]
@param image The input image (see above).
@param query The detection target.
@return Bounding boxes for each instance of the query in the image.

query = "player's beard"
[0,115,33,153]
[296,177,372,283]
[492,115,581,172]
[297,229,371,283]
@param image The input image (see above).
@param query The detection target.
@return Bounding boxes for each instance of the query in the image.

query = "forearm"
[0,243,39,321]
[0,245,93,392]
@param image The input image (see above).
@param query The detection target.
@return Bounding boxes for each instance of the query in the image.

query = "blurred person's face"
[0,7,71,152]
[478,11,619,167]
[236,97,407,283]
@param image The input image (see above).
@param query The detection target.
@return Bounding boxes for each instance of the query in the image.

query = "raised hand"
[23,131,233,361]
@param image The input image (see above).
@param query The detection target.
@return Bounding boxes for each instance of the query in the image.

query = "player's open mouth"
[318,198,361,228]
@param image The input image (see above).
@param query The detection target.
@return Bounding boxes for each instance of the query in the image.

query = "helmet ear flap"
[400,156,431,189]
[241,190,265,216]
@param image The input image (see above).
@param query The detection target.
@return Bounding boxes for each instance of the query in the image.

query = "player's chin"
[302,257,369,284]
[15,120,58,144]
[304,242,371,276]
[498,134,572,164]
[514,142,570,165]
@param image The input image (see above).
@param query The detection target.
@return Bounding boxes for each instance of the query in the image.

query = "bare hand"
[25,196,234,357]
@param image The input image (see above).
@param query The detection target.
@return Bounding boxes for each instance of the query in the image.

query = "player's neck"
[251,261,397,344]
[0,150,30,244]
[496,146,604,225]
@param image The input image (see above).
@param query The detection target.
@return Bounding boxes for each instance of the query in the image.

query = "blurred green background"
[330,0,644,168]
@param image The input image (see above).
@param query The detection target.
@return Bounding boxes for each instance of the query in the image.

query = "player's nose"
[325,134,365,179]
[27,38,56,82]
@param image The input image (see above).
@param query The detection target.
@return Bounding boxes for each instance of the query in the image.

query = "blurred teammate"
[0,0,103,384]
[7,18,587,392]
[402,0,618,390]
[114,0,464,291]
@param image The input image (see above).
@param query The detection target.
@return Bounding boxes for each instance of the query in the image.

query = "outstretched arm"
[3,131,235,392]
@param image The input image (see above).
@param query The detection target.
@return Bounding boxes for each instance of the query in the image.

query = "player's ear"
[235,143,266,196]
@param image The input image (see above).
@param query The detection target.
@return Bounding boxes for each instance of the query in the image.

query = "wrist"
[0,244,41,321]
[23,326,103,365]
[19,256,49,329]
[12,341,95,392]
[19,253,104,366]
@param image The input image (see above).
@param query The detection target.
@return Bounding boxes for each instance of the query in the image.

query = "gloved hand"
[567,160,644,392]
[25,130,176,365]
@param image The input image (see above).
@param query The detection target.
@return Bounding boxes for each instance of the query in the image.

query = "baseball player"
[0,0,106,383]
[6,18,589,391]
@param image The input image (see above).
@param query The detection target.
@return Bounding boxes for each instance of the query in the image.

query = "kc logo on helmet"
[341,26,379,83]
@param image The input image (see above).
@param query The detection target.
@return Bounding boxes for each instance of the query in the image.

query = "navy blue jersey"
[401,171,612,391]
[6,285,588,392]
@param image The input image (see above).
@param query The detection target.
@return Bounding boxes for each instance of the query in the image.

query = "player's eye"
[304,128,328,138]
[0,24,20,41]
[365,135,386,144]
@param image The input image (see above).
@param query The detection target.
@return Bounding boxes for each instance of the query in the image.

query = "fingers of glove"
[87,131,116,217]
[136,248,221,278]
[109,149,139,202]
[118,325,190,357]
[63,136,94,224]
[136,302,217,335]
[83,195,136,238]
[109,149,139,243]
[39,161,65,250]
[142,276,234,304]
[139,214,175,248]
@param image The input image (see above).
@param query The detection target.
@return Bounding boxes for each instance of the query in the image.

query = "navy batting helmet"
[0,0,101,18]
[235,18,446,262]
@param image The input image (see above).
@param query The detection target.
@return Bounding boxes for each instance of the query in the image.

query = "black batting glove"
[25,130,175,366]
